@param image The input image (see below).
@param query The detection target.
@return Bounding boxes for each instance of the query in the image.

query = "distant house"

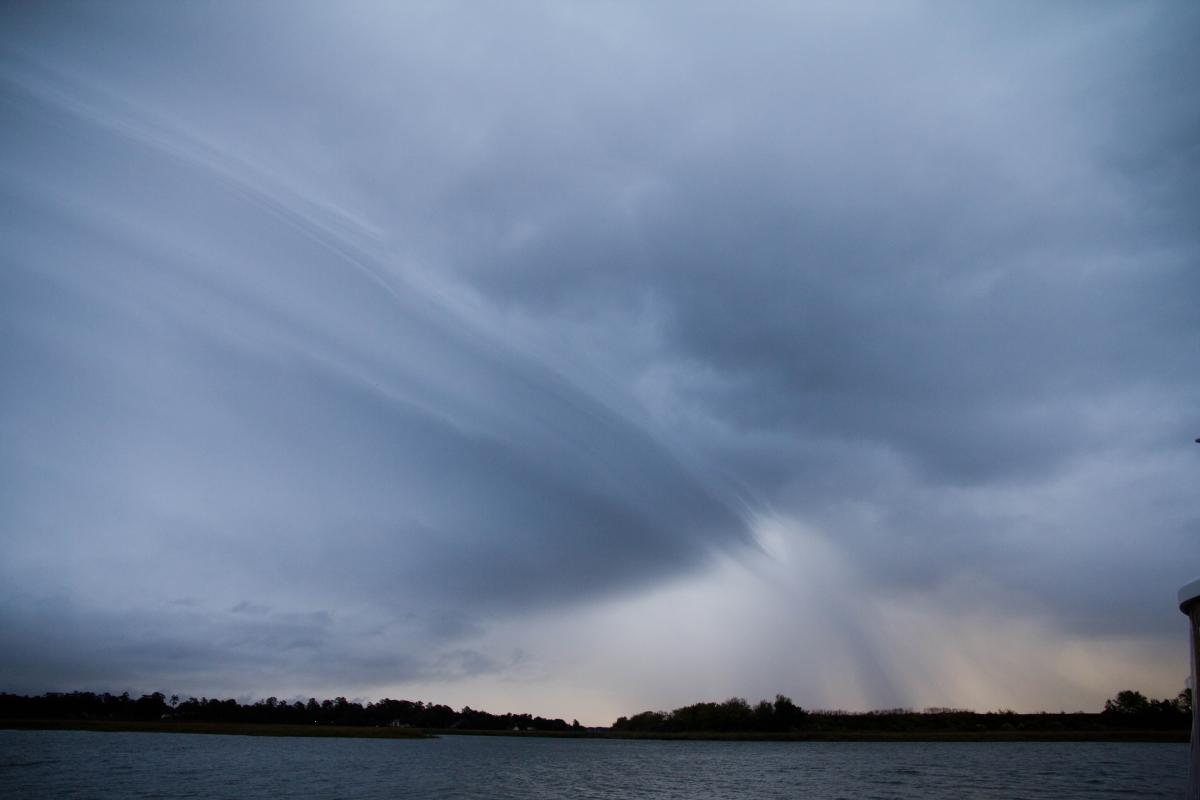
[389,719,409,728]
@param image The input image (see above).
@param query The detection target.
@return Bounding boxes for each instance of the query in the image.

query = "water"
[0,729,1186,799]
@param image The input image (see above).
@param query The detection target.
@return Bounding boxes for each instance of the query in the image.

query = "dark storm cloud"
[1,0,1197,698]
[422,1,1200,637]
[0,23,749,690]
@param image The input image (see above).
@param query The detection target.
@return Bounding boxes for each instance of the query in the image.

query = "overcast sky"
[2,1,1197,725]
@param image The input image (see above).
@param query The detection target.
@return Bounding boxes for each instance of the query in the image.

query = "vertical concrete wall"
[1188,603,1200,800]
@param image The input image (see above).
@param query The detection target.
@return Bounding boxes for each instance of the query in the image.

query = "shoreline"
[0,719,429,739]
[1,719,1186,743]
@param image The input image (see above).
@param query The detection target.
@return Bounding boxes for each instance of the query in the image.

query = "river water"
[0,729,1186,798]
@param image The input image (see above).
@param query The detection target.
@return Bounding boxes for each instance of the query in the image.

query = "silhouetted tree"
[1178,687,1193,716]
[773,694,806,729]
[1104,690,1150,715]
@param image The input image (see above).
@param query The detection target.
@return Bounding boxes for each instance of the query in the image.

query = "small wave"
[0,759,58,769]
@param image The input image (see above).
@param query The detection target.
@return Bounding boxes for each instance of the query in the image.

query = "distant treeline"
[2,687,1189,736]
[0,691,579,732]
[614,694,807,733]
[612,689,1192,734]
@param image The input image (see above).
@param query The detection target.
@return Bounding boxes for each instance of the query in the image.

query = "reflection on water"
[0,729,1186,799]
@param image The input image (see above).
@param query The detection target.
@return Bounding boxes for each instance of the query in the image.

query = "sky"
[1,1,1197,726]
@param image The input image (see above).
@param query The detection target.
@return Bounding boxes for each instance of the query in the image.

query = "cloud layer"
[1,2,1197,720]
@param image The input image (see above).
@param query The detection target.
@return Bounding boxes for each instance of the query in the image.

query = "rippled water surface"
[0,729,1186,799]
